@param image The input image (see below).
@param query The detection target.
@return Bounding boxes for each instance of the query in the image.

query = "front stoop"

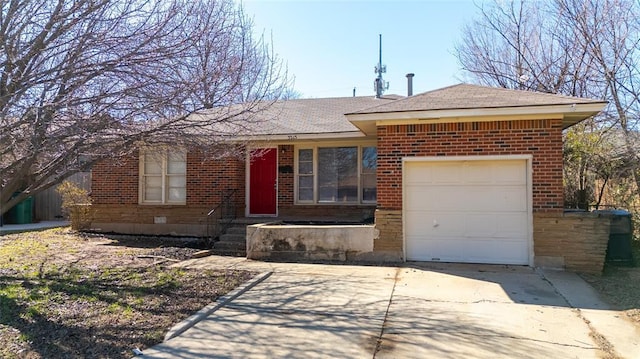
[211,225,246,256]
[211,218,270,257]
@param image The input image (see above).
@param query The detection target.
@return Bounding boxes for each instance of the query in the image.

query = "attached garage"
[403,156,532,265]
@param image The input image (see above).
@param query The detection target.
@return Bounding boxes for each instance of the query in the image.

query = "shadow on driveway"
[141,261,618,358]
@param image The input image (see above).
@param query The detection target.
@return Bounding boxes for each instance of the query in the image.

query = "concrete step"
[224,218,272,225]
[219,233,245,243]
[210,248,246,257]
[213,241,246,251]
[226,226,247,235]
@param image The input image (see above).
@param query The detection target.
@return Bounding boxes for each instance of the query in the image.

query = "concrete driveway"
[140,258,639,359]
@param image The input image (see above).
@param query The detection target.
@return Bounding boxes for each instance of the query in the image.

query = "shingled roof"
[346,84,607,133]
[252,95,399,136]
[191,95,400,139]
[348,83,606,114]
[190,84,605,139]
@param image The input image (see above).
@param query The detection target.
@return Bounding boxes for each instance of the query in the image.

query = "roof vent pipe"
[406,73,415,96]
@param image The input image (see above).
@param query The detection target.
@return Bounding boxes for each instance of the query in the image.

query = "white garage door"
[404,159,530,265]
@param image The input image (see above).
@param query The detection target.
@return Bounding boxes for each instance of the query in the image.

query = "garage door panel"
[405,212,466,237]
[465,238,528,264]
[404,159,530,265]
[432,162,465,184]
[406,211,528,239]
[405,187,476,211]
[492,161,528,184]
[406,236,529,264]
[464,212,527,238]
[484,186,528,211]
[464,186,527,211]
[405,185,527,212]
[464,161,494,183]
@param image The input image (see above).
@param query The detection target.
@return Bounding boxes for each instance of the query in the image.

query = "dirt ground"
[582,264,640,326]
[0,228,254,359]
[580,239,640,327]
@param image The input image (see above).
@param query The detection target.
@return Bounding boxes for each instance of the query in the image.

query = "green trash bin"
[6,195,33,224]
[594,210,634,266]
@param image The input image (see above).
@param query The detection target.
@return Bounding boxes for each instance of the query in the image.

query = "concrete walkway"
[0,221,69,235]
[140,257,640,359]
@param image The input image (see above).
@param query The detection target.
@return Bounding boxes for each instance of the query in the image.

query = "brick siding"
[91,151,139,205]
[91,149,246,226]
[376,119,564,212]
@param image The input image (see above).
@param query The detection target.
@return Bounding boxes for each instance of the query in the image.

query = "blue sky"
[243,0,480,98]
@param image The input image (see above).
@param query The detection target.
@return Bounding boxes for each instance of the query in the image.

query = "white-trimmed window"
[295,145,376,204]
[140,149,187,204]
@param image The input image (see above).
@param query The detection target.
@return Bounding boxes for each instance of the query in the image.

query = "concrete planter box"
[246,222,377,261]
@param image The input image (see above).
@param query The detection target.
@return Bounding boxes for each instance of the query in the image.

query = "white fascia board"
[346,103,606,123]
[232,131,366,142]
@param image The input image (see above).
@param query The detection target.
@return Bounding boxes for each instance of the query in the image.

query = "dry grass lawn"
[0,228,253,358]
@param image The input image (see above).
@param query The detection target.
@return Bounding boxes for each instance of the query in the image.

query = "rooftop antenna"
[374,34,388,98]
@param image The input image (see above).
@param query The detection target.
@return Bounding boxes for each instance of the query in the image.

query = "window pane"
[298,175,313,188]
[167,175,186,202]
[299,188,313,201]
[167,175,185,188]
[318,147,357,203]
[299,161,313,175]
[168,187,186,202]
[145,176,162,187]
[168,152,186,162]
[362,174,377,202]
[167,152,186,174]
[145,187,162,201]
[362,147,377,174]
[298,149,312,162]
[144,175,162,202]
[167,160,186,175]
[144,154,162,175]
[362,147,377,202]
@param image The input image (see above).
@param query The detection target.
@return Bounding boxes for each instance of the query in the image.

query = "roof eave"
[346,102,607,134]
[231,131,367,142]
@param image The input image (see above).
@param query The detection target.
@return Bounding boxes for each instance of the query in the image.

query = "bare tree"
[0,0,286,216]
[456,0,640,210]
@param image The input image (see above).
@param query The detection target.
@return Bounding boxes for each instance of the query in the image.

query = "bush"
[56,181,93,230]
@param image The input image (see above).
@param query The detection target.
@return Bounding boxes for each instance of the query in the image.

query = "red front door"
[249,148,277,215]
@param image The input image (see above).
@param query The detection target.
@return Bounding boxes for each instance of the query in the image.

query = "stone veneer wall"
[534,212,610,274]
[373,210,611,272]
[374,209,403,260]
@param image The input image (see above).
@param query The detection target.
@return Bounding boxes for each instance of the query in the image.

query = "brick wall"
[373,119,613,271]
[376,119,564,212]
[91,149,246,230]
[278,145,294,206]
[91,144,372,234]
[91,151,139,204]
[186,151,245,213]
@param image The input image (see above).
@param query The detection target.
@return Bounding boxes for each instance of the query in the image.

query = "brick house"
[90,84,609,272]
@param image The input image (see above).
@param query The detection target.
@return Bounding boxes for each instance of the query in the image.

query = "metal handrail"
[205,189,237,247]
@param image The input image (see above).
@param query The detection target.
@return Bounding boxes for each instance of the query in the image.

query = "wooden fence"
[34,172,91,221]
